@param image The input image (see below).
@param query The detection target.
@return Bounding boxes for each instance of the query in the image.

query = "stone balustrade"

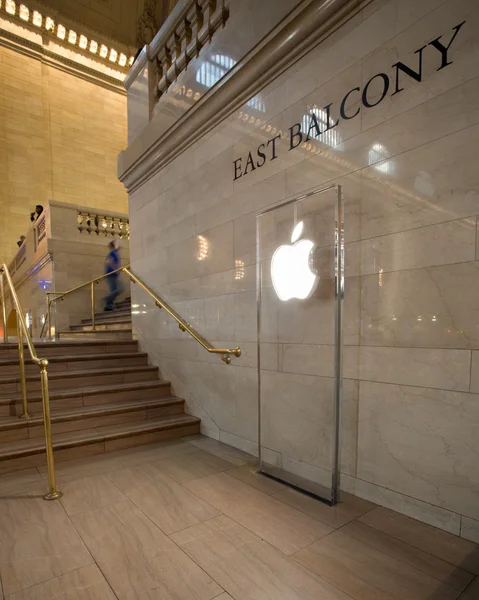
[124,0,229,141]
[77,211,130,240]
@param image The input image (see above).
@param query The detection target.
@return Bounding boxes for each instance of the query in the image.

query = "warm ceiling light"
[68,30,77,44]
[89,40,98,53]
[109,48,117,62]
[45,16,54,31]
[19,4,29,20]
[99,45,108,58]
[79,35,87,49]
[57,24,66,40]
[118,53,127,67]
[6,0,15,15]
[128,56,134,66]
[32,10,42,26]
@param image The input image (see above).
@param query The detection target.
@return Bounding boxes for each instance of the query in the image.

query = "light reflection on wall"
[197,235,209,261]
[369,143,393,174]
[235,260,245,280]
[301,106,342,148]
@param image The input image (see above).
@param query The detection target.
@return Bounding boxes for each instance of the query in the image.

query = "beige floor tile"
[72,500,222,600]
[0,492,92,596]
[60,474,127,516]
[153,449,233,483]
[38,453,124,484]
[107,464,220,533]
[342,521,474,592]
[273,488,376,529]
[7,564,116,600]
[459,578,479,599]
[360,508,479,575]
[294,530,461,600]
[172,515,351,600]
[213,595,234,600]
[185,472,333,555]
[184,436,252,466]
[226,464,287,495]
[0,469,43,493]
[115,438,199,467]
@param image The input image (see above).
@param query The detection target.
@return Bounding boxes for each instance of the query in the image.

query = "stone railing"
[151,0,229,99]
[77,211,130,239]
[125,0,229,128]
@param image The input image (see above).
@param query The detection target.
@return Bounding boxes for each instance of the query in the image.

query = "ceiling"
[36,0,180,48]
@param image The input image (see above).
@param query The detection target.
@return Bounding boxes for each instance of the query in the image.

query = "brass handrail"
[41,266,241,364]
[0,264,62,501]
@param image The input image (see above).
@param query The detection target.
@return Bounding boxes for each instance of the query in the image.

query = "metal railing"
[41,266,241,364]
[0,264,62,501]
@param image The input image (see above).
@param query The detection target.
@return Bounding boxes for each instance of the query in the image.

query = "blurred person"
[17,235,25,247]
[104,240,123,311]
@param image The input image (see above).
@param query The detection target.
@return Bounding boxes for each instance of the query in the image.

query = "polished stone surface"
[125,0,479,543]
[0,438,477,599]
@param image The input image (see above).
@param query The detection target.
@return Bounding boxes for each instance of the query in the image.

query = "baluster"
[186,2,201,61]
[198,0,214,47]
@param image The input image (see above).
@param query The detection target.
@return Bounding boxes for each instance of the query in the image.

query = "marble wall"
[127,0,479,542]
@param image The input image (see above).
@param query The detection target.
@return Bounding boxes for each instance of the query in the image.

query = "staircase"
[0,298,200,474]
[57,296,133,340]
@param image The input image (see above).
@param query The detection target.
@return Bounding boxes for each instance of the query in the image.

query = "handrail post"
[39,359,62,501]
[17,313,29,419]
[0,272,7,343]
[91,282,95,330]
[47,297,53,340]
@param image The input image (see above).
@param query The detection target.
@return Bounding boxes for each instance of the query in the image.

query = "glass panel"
[257,184,343,504]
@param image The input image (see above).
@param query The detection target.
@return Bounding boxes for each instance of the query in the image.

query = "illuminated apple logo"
[271,221,319,301]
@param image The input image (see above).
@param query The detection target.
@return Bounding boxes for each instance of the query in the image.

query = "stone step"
[0,379,172,416]
[0,351,148,376]
[71,320,132,332]
[0,365,159,397]
[0,414,201,474]
[0,397,185,444]
[0,340,140,358]
[81,309,132,325]
[57,329,133,340]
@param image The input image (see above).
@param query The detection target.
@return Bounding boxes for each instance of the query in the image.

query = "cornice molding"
[118,0,371,192]
[0,28,127,94]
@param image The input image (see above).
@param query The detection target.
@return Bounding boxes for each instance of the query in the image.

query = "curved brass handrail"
[0,264,62,501]
[41,266,241,365]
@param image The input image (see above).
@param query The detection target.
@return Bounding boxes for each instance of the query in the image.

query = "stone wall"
[0,45,128,264]
[124,0,479,543]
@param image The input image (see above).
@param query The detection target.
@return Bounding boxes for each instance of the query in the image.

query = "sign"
[233,21,466,181]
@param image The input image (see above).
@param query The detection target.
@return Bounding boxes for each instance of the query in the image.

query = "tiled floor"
[0,436,478,599]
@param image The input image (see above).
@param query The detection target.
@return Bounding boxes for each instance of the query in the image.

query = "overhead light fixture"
[68,30,77,44]
[89,40,98,53]
[109,48,117,62]
[128,56,134,66]
[57,24,66,40]
[79,35,88,49]
[118,53,127,67]
[6,0,16,15]
[45,16,54,31]
[19,4,29,20]
[32,10,42,27]
[99,45,108,58]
